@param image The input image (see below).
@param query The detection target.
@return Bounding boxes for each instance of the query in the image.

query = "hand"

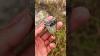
[35,16,63,56]
[0,9,34,56]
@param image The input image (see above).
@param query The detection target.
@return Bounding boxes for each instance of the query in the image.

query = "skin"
[0,9,63,56]
[35,16,63,56]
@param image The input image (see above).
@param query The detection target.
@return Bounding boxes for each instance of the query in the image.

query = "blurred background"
[0,0,23,28]
[0,0,33,55]
[71,0,100,56]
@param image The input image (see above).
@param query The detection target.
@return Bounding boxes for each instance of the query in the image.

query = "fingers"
[41,21,63,40]
[0,9,33,49]
[41,32,51,41]
[45,35,55,46]
[35,16,53,37]
[47,43,56,53]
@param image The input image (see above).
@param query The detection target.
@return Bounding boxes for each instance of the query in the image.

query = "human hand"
[35,16,63,56]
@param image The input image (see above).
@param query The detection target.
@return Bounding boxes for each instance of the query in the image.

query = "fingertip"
[58,21,63,26]
[49,43,56,49]
[47,16,53,20]
[57,21,63,30]
[47,43,56,53]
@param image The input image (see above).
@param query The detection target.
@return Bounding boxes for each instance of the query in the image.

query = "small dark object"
[44,18,56,34]
[45,18,57,26]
